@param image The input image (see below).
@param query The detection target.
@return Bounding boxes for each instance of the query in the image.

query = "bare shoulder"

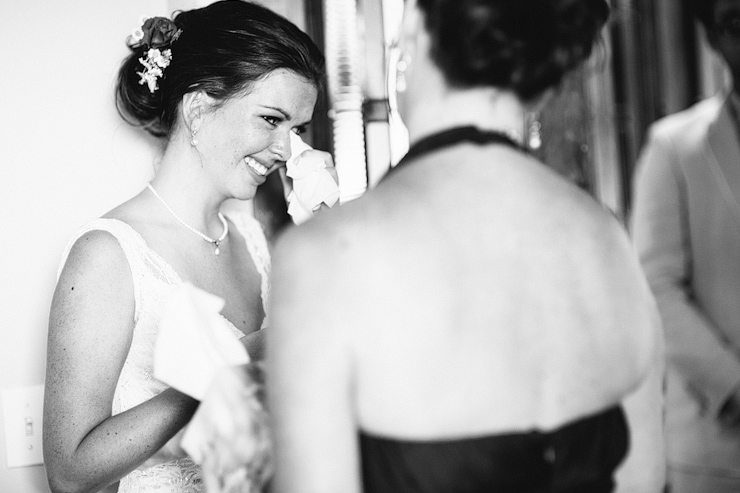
[48,227,136,384]
[272,200,377,278]
[268,201,381,347]
[61,229,130,278]
[575,196,637,266]
[53,229,134,323]
[549,183,648,299]
[537,169,630,248]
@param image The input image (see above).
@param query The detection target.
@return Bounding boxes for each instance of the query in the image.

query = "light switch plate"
[1,385,44,468]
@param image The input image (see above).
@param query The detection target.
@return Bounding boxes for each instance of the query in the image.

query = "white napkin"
[285,132,340,225]
[154,282,250,401]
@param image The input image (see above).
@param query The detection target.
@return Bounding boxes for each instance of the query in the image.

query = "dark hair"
[116,0,326,138]
[415,0,609,101]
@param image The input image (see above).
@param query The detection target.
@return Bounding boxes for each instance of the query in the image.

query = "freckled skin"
[196,69,319,201]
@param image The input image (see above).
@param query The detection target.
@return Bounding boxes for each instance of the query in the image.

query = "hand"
[313,150,338,212]
[185,363,272,492]
[278,166,292,204]
[315,149,338,184]
[279,149,338,206]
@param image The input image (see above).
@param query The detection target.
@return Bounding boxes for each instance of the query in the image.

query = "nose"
[270,130,291,162]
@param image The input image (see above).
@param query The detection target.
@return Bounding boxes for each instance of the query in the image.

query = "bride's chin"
[234,188,258,202]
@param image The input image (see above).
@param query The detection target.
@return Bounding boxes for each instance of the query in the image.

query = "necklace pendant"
[146,184,229,254]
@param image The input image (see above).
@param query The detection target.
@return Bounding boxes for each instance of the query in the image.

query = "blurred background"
[0,0,725,490]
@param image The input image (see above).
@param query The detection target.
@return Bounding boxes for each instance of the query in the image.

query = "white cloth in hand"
[286,132,339,225]
[154,282,249,401]
[183,364,272,492]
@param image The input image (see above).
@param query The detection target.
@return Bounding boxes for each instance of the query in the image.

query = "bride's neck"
[150,139,225,230]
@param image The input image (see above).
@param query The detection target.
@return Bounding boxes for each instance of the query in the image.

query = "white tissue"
[286,132,339,225]
[154,282,250,401]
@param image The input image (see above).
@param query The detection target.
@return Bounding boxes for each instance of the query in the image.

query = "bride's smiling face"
[197,68,319,200]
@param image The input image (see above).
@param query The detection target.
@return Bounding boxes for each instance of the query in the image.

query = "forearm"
[652,284,740,414]
[45,388,198,493]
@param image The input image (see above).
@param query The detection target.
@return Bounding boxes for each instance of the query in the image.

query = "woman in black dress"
[196,0,666,491]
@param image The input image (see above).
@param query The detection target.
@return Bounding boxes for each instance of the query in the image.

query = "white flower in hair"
[137,48,172,93]
[150,48,173,68]
[131,29,144,43]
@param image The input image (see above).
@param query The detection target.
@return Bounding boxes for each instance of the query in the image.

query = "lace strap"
[224,209,272,326]
[57,218,149,322]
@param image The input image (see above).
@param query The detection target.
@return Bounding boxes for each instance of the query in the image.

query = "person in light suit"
[631,0,740,490]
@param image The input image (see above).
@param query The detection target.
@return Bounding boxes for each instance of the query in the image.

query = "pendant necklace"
[147,183,228,255]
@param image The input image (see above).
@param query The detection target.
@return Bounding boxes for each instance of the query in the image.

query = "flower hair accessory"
[138,48,173,93]
[128,16,182,93]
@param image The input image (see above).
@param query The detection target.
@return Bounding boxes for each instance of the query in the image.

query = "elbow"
[47,484,73,493]
[46,479,81,493]
[47,478,103,493]
[45,461,101,493]
[46,472,83,493]
[44,432,114,493]
[44,439,91,493]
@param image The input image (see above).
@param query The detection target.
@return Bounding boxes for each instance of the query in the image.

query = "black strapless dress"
[360,405,629,493]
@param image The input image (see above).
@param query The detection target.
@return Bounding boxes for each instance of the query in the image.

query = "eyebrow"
[261,105,313,126]
[262,105,291,119]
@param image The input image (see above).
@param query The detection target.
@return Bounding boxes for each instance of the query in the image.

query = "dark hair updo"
[415,0,609,101]
[116,0,326,138]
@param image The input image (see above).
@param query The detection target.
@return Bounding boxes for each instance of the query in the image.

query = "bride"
[42,2,327,492]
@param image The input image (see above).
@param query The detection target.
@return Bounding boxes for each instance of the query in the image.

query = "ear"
[181,90,208,133]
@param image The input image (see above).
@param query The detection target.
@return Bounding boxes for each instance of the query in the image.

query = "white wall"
[0,1,167,491]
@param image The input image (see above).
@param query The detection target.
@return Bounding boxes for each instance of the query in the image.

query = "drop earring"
[190,127,198,147]
[395,54,411,94]
[526,113,542,151]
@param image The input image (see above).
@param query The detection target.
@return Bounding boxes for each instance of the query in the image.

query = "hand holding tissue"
[285,132,339,224]
[188,364,272,493]
[154,283,271,490]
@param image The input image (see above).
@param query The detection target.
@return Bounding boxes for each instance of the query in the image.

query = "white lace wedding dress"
[56,209,271,493]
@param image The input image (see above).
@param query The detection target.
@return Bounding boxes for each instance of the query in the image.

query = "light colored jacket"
[631,93,740,476]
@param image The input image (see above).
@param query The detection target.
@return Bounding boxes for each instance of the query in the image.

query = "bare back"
[273,144,660,440]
